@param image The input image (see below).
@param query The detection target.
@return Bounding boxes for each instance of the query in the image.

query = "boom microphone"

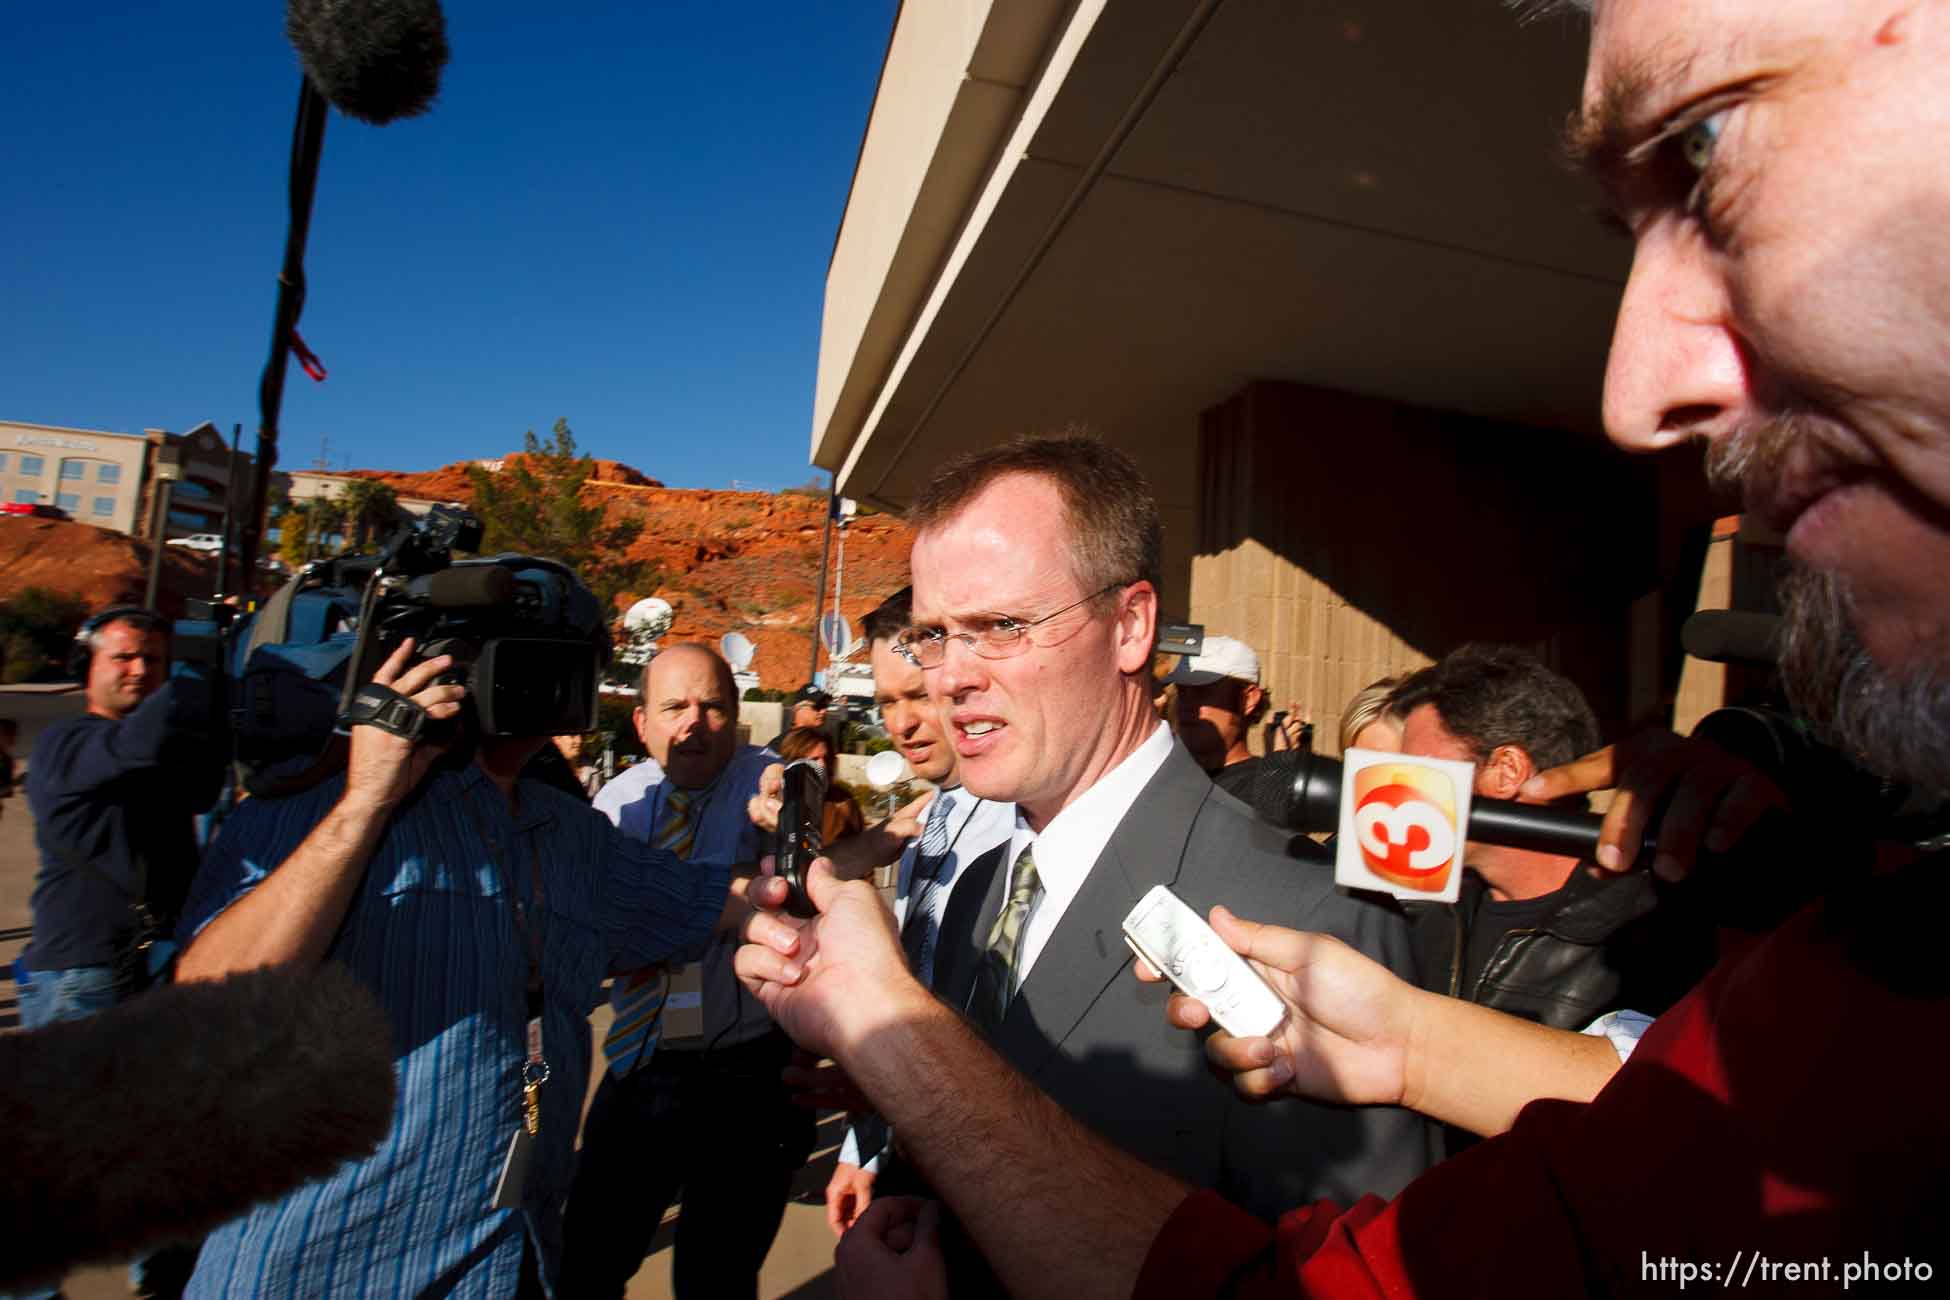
[286,0,450,123]
[239,0,450,588]
[1252,750,1657,866]
[0,965,398,1289]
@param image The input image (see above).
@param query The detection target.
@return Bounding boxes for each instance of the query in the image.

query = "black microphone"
[420,564,517,608]
[0,965,398,1290]
[286,0,450,123]
[1252,750,1657,866]
[1681,609,1781,666]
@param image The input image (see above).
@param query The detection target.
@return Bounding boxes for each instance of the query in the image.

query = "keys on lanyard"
[521,984,549,1137]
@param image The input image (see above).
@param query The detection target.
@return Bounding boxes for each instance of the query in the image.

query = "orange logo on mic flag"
[1351,762,1460,893]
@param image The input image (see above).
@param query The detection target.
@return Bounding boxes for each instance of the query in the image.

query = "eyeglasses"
[895,583,1126,668]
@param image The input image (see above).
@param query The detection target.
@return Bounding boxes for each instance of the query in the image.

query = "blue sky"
[1,2,896,490]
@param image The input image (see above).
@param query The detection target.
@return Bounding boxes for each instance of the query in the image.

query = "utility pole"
[808,476,835,683]
[143,444,183,609]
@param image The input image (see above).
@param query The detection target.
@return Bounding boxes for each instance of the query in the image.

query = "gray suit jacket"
[934,742,1430,1223]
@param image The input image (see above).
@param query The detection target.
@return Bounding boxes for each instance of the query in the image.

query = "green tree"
[337,478,400,551]
[308,495,347,556]
[277,499,314,568]
[0,586,90,683]
[466,419,653,613]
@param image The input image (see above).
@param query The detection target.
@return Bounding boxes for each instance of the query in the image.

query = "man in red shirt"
[736,0,1950,1294]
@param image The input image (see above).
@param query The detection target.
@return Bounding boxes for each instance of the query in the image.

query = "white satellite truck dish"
[618,597,675,666]
[625,597,674,637]
[720,631,757,671]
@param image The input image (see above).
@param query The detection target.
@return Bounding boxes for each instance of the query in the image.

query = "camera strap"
[463,787,550,1144]
[338,681,430,742]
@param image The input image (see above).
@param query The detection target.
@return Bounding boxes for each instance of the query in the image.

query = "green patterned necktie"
[971,843,1042,1032]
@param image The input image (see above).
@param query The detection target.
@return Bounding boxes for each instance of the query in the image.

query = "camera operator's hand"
[1520,729,1787,881]
[734,859,928,1063]
[344,639,467,813]
[1139,906,1412,1106]
[1266,702,1311,753]
[836,1196,946,1300]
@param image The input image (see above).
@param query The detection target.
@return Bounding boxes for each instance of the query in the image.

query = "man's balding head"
[635,643,739,789]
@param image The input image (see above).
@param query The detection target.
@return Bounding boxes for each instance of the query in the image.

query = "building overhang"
[813,0,1625,513]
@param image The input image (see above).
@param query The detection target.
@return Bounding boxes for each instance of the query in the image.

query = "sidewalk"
[0,791,842,1299]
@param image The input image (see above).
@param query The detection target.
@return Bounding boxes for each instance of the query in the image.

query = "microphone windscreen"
[1681,610,1782,665]
[426,565,516,608]
[286,0,449,124]
[0,964,397,1289]
[1252,750,1309,829]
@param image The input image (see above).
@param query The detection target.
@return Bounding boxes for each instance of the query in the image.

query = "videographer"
[18,603,225,1298]
[172,619,800,1298]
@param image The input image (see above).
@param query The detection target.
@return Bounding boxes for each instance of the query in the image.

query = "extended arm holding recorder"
[735,865,1188,1300]
[1142,906,1620,1137]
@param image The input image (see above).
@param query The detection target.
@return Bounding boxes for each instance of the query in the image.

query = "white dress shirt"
[1006,720,1174,987]
[590,755,664,825]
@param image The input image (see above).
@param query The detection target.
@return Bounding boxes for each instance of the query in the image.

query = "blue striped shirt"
[177,763,729,1298]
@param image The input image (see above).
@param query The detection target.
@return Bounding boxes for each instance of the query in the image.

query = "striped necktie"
[602,789,697,1076]
[970,843,1041,1033]
[901,790,956,982]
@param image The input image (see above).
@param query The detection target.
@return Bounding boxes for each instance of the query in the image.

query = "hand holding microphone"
[1519,729,1788,882]
[1252,747,1657,898]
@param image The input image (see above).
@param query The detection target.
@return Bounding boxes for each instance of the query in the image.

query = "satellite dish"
[624,597,674,638]
[819,612,855,655]
[865,750,908,790]
[720,631,757,671]
[617,597,675,668]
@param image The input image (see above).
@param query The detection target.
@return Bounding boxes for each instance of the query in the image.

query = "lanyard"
[464,784,551,1136]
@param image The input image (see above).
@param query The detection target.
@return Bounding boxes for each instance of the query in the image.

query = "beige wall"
[1188,382,1717,753]
[1672,527,1734,737]
[0,421,150,534]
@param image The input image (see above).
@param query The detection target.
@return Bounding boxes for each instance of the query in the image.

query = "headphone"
[68,605,169,680]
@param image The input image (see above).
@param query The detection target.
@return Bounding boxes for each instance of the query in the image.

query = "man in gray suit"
[877,434,1426,1250]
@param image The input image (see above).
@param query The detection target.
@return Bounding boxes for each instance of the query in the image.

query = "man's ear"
[631,706,651,749]
[1480,743,1537,799]
[1115,582,1160,675]
[1241,682,1266,722]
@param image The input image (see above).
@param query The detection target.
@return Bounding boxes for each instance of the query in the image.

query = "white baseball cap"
[1165,635,1260,687]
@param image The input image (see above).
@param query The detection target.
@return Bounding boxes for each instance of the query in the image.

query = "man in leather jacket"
[1388,645,1717,1155]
